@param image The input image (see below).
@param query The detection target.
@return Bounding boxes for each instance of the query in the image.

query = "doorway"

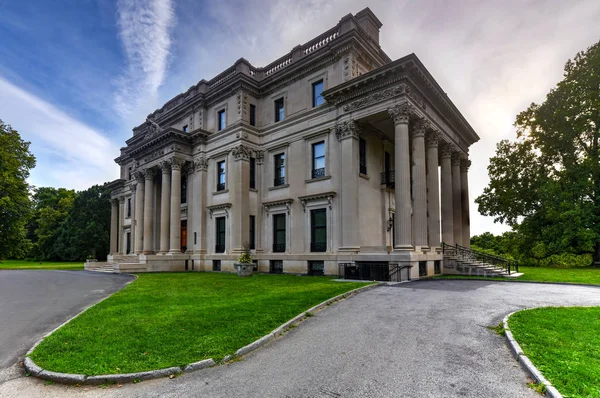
[181,220,187,252]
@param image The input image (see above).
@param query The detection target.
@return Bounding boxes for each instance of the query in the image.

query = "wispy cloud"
[114,0,175,117]
[0,77,120,190]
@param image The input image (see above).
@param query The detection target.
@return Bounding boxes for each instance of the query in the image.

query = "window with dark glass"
[181,175,187,203]
[419,261,427,277]
[434,260,441,275]
[270,260,283,274]
[310,209,327,252]
[213,260,221,271]
[273,214,286,252]
[127,198,131,218]
[128,166,132,180]
[182,125,188,133]
[308,261,325,276]
[218,109,226,131]
[311,141,325,179]
[217,160,226,191]
[250,157,256,189]
[249,215,256,250]
[274,153,285,186]
[359,138,367,175]
[312,80,324,107]
[249,104,256,126]
[126,232,131,254]
[274,98,284,122]
[215,217,226,253]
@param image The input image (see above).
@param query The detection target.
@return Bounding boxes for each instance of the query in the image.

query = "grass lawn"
[29,273,371,375]
[509,307,600,397]
[437,265,600,285]
[0,259,83,270]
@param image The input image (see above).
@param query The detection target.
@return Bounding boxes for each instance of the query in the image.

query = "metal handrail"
[442,242,518,275]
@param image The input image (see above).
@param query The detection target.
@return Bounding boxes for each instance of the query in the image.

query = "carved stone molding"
[231,144,252,161]
[145,118,163,140]
[131,180,138,190]
[342,84,406,113]
[194,157,208,172]
[298,192,336,212]
[144,149,165,164]
[255,150,264,165]
[387,102,413,125]
[171,157,185,171]
[159,159,171,173]
[263,199,294,216]
[133,170,145,183]
[144,168,155,180]
[412,119,429,138]
[451,151,464,166]
[335,120,361,141]
[440,143,456,158]
[207,203,232,219]
[426,131,440,149]
[118,196,125,204]
[460,158,471,172]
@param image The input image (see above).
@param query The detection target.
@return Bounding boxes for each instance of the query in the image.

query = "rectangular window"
[419,261,427,277]
[215,217,226,253]
[310,209,327,252]
[270,260,283,274]
[217,160,226,191]
[308,261,325,276]
[252,259,258,272]
[128,166,132,180]
[274,98,284,122]
[249,215,256,250]
[126,232,131,254]
[250,157,256,189]
[273,153,285,186]
[181,175,187,204]
[273,214,286,252]
[218,109,226,131]
[249,104,256,126]
[434,260,441,275]
[127,198,131,218]
[212,260,221,271]
[312,80,324,107]
[359,138,367,175]
[311,141,325,179]
[182,125,188,133]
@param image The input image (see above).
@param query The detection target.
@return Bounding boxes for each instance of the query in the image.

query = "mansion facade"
[106,8,478,279]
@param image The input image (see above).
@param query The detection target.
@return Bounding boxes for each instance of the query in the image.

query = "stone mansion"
[106,7,478,279]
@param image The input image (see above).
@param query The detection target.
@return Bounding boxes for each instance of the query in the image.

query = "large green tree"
[477,41,600,266]
[0,120,36,260]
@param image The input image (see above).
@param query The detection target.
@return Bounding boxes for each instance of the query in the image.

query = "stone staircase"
[84,261,115,273]
[442,243,523,278]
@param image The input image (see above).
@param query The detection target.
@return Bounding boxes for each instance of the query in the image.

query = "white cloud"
[114,0,175,118]
[0,77,120,190]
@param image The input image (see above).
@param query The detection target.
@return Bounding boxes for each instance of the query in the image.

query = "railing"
[311,167,325,179]
[442,242,518,275]
[338,263,411,282]
[310,242,326,252]
[380,170,395,187]
[208,65,237,89]
[273,243,286,253]
[264,55,293,77]
[302,26,339,55]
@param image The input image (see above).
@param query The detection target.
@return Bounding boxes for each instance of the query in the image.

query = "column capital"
[460,158,472,172]
[255,150,264,165]
[231,144,252,161]
[159,159,171,173]
[451,151,465,166]
[440,143,456,158]
[194,156,209,172]
[133,170,145,183]
[335,120,361,141]
[111,198,119,206]
[170,157,185,171]
[144,168,155,180]
[425,131,440,148]
[412,118,429,138]
[130,180,138,190]
[118,196,125,204]
[388,102,413,125]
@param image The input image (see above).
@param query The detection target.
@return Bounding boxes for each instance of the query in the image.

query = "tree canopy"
[476,40,600,266]
[0,120,36,260]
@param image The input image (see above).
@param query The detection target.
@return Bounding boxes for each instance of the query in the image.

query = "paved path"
[0,270,133,371]
[2,279,600,397]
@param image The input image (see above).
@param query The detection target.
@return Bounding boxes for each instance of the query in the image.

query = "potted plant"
[234,242,254,277]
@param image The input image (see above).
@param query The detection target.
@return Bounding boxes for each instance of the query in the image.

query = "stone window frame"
[307,72,328,109]
[304,131,331,182]
[266,143,290,190]
[263,199,293,254]
[212,151,230,194]
[216,103,228,131]
[207,204,231,254]
[270,90,287,124]
[300,194,334,254]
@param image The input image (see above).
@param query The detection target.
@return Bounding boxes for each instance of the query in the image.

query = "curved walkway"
[2,279,600,397]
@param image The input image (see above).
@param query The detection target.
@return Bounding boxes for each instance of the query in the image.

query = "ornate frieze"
[231,144,252,161]
[388,102,413,125]
[144,149,165,164]
[335,120,361,141]
[194,157,208,172]
[298,192,336,212]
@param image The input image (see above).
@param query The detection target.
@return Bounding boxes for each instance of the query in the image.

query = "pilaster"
[118,197,125,254]
[440,144,454,245]
[231,144,251,253]
[336,121,360,252]
[451,151,463,246]
[159,160,171,254]
[142,168,155,255]
[192,157,208,254]
[460,158,471,248]
[110,199,118,254]
[133,173,145,254]
[168,157,184,254]
[411,118,428,249]
[426,131,441,247]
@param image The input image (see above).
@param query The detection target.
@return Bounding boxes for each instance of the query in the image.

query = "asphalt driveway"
[0,270,133,371]
[2,279,600,397]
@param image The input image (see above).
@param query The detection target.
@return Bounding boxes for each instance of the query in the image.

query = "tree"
[476,40,600,266]
[0,120,36,260]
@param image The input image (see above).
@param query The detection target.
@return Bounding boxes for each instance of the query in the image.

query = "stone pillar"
[461,159,471,248]
[134,174,145,254]
[142,168,155,255]
[130,187,136,253]
[255,151,264,251]
[169,158,184,254]
[452,152,463,246]
[388,103,413,250]
[110,199,118,254]
[193,157,208,253]
[336,121,360,251]
[118,197,125,254]
[426,131,441,247]
[411,119,428,249]
[440,144,454,245]
[159,160,171,254]
[231,145,251,252]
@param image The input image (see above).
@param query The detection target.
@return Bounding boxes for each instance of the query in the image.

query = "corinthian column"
[159,160,171,254]
[134,174,145,254]
[335,121,360,251]
[118,197,125,254]
[461,159,471,248]
[411,119,428,248]
[388,103,413,250]
[440,144,454,245]
[452,152,463,246]
[142,168,155,255]
[426,131,441,247]
[110,199,118,254]
[169,157,184,254]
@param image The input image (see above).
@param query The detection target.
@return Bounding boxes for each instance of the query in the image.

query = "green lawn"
[437,265,600,285]
[0,259,83,270]
[29,273,370,375]
[509,307,600,397]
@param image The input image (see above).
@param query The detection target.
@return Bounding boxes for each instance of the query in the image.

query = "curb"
[430,277,600,289]
[502,311,562,398]
[24,281,380,385]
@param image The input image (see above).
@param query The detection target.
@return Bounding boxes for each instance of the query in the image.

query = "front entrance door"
[181,220,187,252]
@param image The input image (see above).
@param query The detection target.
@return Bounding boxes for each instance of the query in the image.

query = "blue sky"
[1,0,599,235]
